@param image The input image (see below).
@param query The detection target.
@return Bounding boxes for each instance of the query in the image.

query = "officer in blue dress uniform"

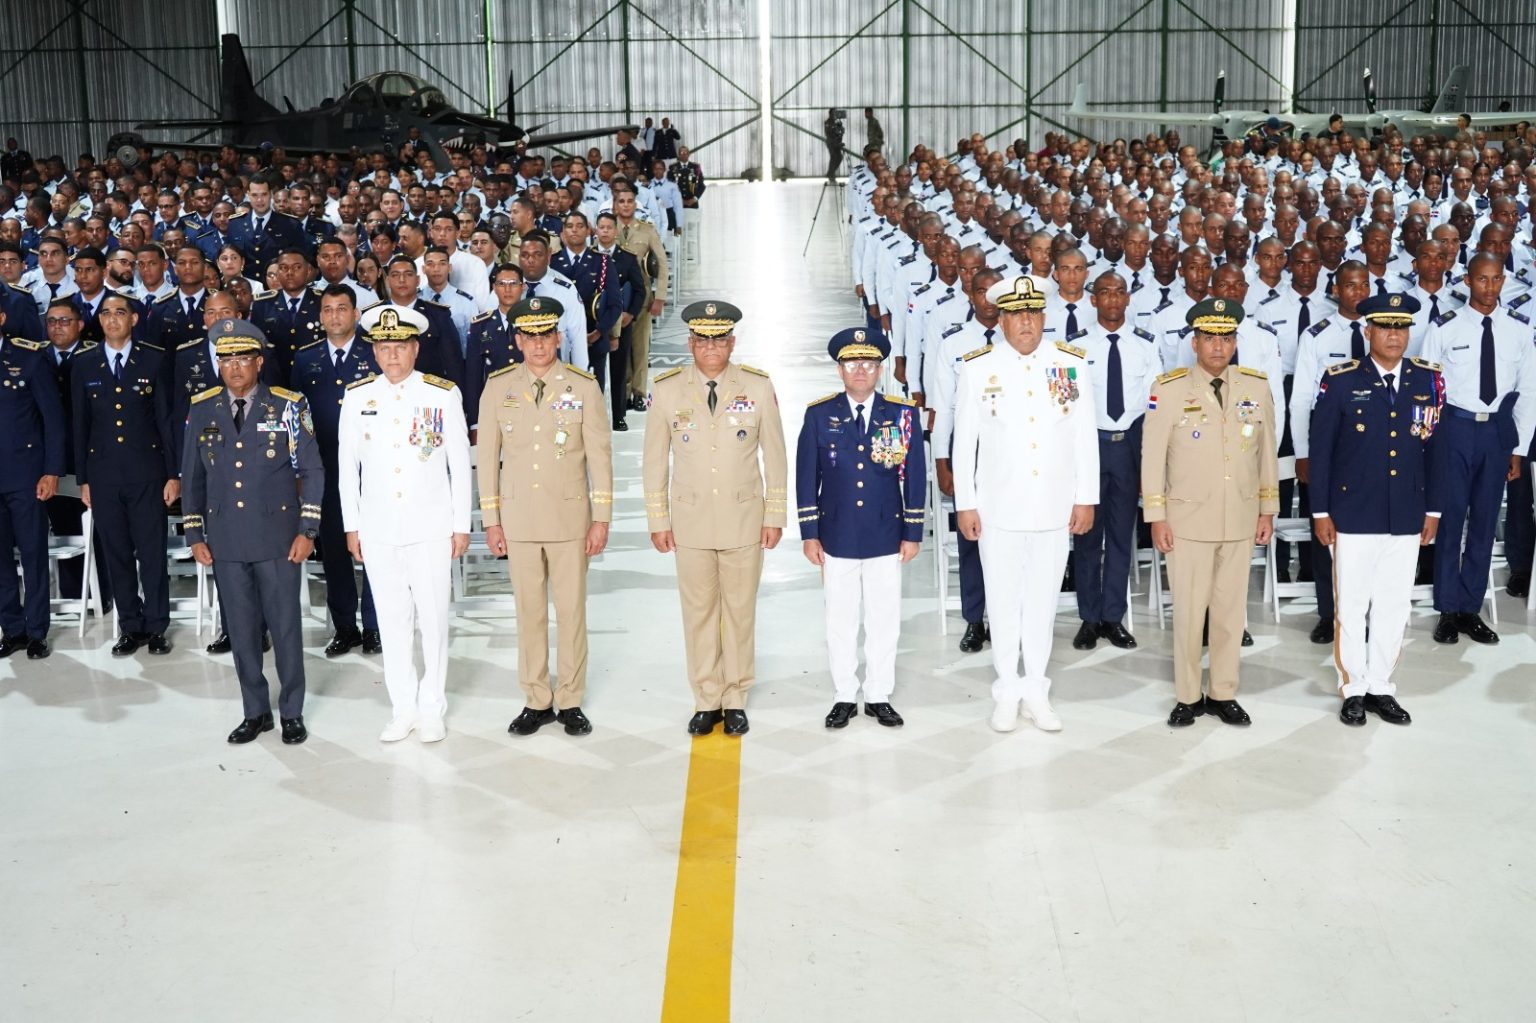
[291,283,382,656]
[182,320,324,745]
[145,245,214,357]
[1,243,46,342]
[249,248,325,384]
[1309,292,1442,727]
[463,264,523,426]
[797,328,926,729]
[226,175,309,274]
[0,331,65,659]
[551,217,626,388]
[364,254,467,410]
[71,292,179,656]
[38,299,105,609]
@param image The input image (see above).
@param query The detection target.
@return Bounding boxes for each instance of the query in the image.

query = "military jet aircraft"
[115,34,636,168]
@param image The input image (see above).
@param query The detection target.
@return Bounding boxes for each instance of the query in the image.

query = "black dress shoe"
[324,629,362,658]
[1072,621,1098,650]
[361,629,383,654]
[614,419,629,432]
[1241,629,1254,647]
[111,633,142,657]
[688,709,723,735]
[1309,619,1334,644]
[26,638,49,659]
[863,702,904,727]
[1206,698,1252,726]
[146,633,172,655]
[1363,693,1412,725]
[281,717,308,744]
[508,706,557,736]
[722,709,749,735]
[824,701,858,728]
[1276,567,1292,584]
[227,714,274,744]
[1432,612,1459,644]
[206,632,232,654]
[1508,574,1531,599]
[1167,700,1205,727]
[557,707,593,735]
[959,620,988,653]
[1096,621,1137,648]
[0,635,26,657]
[627,395,647,413]
[1339,695,1367,727]
[1457,613,1499,645]
[261,632,272,653]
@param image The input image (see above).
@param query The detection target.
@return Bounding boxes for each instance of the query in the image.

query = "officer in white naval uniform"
[953,275,1099,734]
[337,305,472,742]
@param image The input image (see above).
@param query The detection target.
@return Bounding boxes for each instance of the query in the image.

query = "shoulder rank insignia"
[942,322,964,338]
[345,375,376,390]
[884,393,916,406]
[7,282,29,294]
[1237,366,1269,379]
[806,392,840,407]
[177,337,204,351]
[898,254,917,266]
[487,364,517,380]
[1155,367,1190,385]
[1408,356,1443,372]
[912,282,932,297]
[962,345,992,361]
[470,310,493,323]
[154,292,176,304]
[653,367,683,383]
[139,342,163,352]
[1510,293,1532,309]
[421,373,455,390]
[1509,309,1530,325]
[10,338,46,351]
[1256,320,1278,335]
[1055,341,1087,358]
[1325,360,1359,376]
[422,298,448,309]
[359,299,384,313]
[1133,326,1154,342]
[1432,308,1457,327]
[296,338,324,352]
[740,364,770,378]
[1307,317,1332,336]
[252,291,277,303]
[270,386,303,402]
[191,386,223,403]
[1258,291,1279,304]
[1065,329,1089,342]
[565,363,596,380]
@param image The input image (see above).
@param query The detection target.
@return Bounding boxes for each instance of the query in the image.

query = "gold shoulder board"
[346,375,377,390]
[884,393,916,406]
[1055,341,1086,358]
[191,387,223,404]
[740,364,770,377]
[488,364,517,380]
[1325,360,1359,376]
[565,363,596,381]
[806,392,840,407]
[1155,367,1190,384]
[270,386,303,401]
[962,345,992,361]
[1236,366,1268,379]
[652,367,684,383]
[421,373,455,390]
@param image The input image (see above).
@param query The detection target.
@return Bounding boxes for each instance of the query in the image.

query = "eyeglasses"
[493,279,524,288]
[217,355,260,366]
[840,360,880,373]
[45,316,80,326]
[690,337,732,348]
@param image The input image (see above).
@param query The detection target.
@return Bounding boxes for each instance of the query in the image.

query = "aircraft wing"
[521,123,642,149]
[1067,83,1221,128]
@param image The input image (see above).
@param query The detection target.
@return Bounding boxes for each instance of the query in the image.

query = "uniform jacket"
[1142,364,1282,541]
[44,339,95,475]
[250,287,326,383]
[360,299,468,410]
[71,341,177,487]
[146,289,209,355]
[170,335,281,462]
[290,332,378,465]
[0,338,65,493]
[643,361,788,549]
[1,282,45,342]
[1309,358,1443,535]
[551,247,626,337]
[617,218,669,297]
[226,208,309,273]
[464,308,516,426]
[181,384,325,561]
[476,361,613,542]
[796,391,925,558]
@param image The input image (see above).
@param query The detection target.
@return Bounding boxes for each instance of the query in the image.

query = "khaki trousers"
[1167,537,1251,704]
[507,539,589,710]
[628,302,655,400]
[676,543,763,711]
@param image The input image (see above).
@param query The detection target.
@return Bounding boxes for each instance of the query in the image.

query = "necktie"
[233,397,247,431]
[1326,270,1336,295]
[334,347,345,370]
[1159,286,1170,307]
[58,349,71,370]
[1459,243,1468,266]
[1211,377,1224,408]
[113,351,124,380]
[707,380,718,414]
[1267,288,1278,302]
[290,296,301,317]
[526,280,538,297]
[855,402,866,436]
[48,281,59,298]
[534,378,546,407]
[1131,270,1142,290]
[1105,332,1125,421]
[1350,322,1364,360]
[1480,315,1497,404]
[983,327,995,345]
[1384,371,1396,405]
[1297,295,1311,337]
[1429,293,1441,322]
[257,216,267,234]
[186,296,197,317]
[1065,302,1079,336]
[1375,278,1387,296]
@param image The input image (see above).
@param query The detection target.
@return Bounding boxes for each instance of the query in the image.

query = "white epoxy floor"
[4,182,1535,1023]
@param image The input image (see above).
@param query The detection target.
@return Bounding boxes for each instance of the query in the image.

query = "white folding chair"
[1264,517,1317,619]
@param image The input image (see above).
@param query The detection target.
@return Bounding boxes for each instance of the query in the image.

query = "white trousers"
[364,536,452,719]
[978,526,1070,702]
[684,207,702,263]
[1332,532,1420,697]
[822,553,902,702]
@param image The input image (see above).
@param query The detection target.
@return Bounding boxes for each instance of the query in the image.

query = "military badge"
[410,406,445,461]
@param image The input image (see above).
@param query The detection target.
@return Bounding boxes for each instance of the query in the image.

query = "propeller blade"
[1364,67,1377,114]
[1214,69,1226,114]
[506,67,517,127]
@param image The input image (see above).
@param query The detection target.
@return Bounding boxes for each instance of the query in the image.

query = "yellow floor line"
[660,732,743,1023]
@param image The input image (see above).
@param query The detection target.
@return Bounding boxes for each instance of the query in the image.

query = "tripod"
[803,148,850,257]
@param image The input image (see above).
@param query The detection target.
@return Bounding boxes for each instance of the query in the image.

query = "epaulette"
[806,392,840,407]
[470,310,493,323]
[275,210,300,220]
[898,254,917,266]
[1408,357,1442,372]
[80,339,98,350]
[266,387,299,403]
[139,342,163,351]
[912,282,932,297]
[421,298,447,309]
[1307,317,1332,336]
[1133,327,1154,342]
[740,364,770,377]
[177,338,203,351]
[1433,308,1457,327]
[1237,366,1269,379]
[9,338,45,351]
[296,338,324,352]
[7,282,29,294]
[962,345,992,361]
[1258,291,1279,304]
[154,292,176,304]
[1325,360,1359,376]
[1509,309,1530,325]
[345,375,376,390]
[1256,320,1278,335]
[252,291,277,303]
[1449,291,1469,305]
[1065,329,1089,342]
[1055,341,1086,358]
[1155,367,1190,385]
[565,363,595,381]
[486,364,518,382]
[231,209,250,219]
[942,322,964,338]
[653,367,683,383]
[1510,293,1531,309]
[191,386,223,403]
[359,299,385,313]
[885,393,916,406]
[421,373,455,390]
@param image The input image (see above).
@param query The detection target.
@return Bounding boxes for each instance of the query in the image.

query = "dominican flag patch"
[1147,395,1159,410]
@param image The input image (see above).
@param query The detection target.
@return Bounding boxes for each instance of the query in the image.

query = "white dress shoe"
[1020,697,1063,732]
[417,717,447,743]
[989,698,1021,732]
[379,716,416,742]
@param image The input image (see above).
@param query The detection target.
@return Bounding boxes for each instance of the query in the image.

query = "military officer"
[227,174,309,274]
[249,248,325,383]
[365,254,467,411]
[643,300,787,736]
[463,263,524,430]
[477,296,613,737]
[147,244,213,355]
[337,306,472,743]
[796,328,925,729]
[953,276,1099,734]
[39,299,105,609]
[1142,297,1279,727]
[0,324,64,659]
[182,320,324,745]
[291,283,381,657]
[1310,293,1442,727]
[73,292,179,656]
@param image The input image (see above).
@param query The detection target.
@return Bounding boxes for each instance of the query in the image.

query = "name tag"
[257,422,287,433]
[361,409,377,416]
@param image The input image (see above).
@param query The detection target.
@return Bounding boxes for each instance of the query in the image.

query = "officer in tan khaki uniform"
[1142,297,1280,728]
[478,296,613,738]
[643,300,787,736]
[616,188,670,413]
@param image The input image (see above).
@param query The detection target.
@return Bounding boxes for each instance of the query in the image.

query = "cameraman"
[823,108,846,185]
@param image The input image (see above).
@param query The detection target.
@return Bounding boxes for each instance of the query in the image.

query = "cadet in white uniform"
[953,275,1100,734]
[337,306,473,743]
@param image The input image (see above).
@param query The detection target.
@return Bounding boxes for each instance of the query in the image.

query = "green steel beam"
[1294,0,1416,101]
[907,0,1028,95]
[252,6,349,89]
[345,0,357,83]
[1174,0,1287,92]
[1447,0,1536,76]
[772,0,899,106]
[690,114,761,155]
[628,2,757,103]
[1027,0,1158,100]
[1426,0,1440,104]
[901,0,910,156]
[621,0,633,122]
[70,2,91,152]
[502,1,622,113]
[1159,0,1169,127]
[482,0,494,114]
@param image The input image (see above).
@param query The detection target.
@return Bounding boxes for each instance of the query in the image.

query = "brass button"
[1389,450,1397,457]
[532,463,539,470]
[1389,411,1397,418]
[711,467,718,473]
[236,500,244,508]
[394,467,401,474]
[856,499,864,507]
[234,461,242,468]
[234,481,242,488]
[856,480,864,488]
[534,444,540,451]
[115,420,123,427]
[533,482,540,489]
[1389,430,1397,437]
[114,403,122,410]
[1390,469,1398,476]
[116,437,124,443]
[1028,417,1035,423]
[1032,469,1039,476]
[712,488,718,495]
[534,425,540,431]
[236,441,243,449]
[858,445,865,451]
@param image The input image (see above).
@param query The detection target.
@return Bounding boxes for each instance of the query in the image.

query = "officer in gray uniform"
[182,320,325,745]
